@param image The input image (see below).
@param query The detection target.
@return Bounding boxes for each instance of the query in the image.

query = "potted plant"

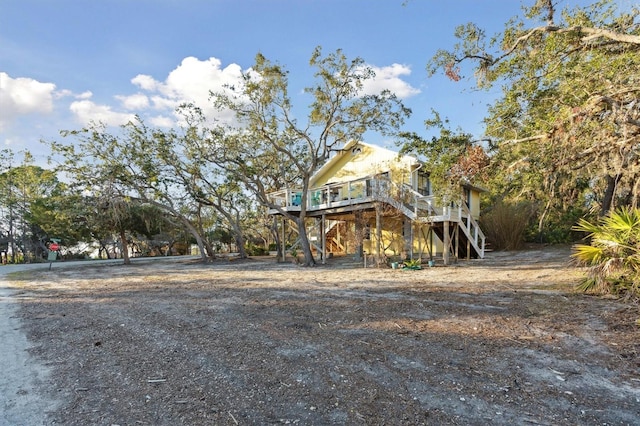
[403,258,422,270]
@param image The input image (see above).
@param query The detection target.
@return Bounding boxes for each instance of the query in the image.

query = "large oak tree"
[429,0,639,235]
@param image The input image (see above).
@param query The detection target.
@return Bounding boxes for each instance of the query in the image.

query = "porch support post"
[418,223,423,260]
[375,206,382,261]
[428,226,433,260]
[409,220,414,259]
[443,220,450,266]
[354,211,363,261]
[281,216,286,262]
[454,223,459,263]
[321,214,326,265]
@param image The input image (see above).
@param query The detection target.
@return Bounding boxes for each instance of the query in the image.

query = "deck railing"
[267,175,485,257]
[268,176,375,211]
[268,176,437,215]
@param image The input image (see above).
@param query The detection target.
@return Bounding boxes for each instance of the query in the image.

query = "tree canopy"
[428,0,640,238]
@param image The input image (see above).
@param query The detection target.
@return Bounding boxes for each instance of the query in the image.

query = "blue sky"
[0,0,626,165]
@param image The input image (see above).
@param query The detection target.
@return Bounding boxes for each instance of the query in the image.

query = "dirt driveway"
[6,246,640,425]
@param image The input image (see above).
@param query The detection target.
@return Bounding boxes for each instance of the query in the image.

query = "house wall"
[469,189,481,219]
[311,143,417,187]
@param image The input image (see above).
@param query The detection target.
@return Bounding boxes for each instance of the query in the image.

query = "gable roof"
[310,140,420,187]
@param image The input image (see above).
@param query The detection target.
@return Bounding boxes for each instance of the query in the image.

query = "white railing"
[267,176,436,216]
[268,176,372,211]
[267,176,485,258]
[458,202,486,258]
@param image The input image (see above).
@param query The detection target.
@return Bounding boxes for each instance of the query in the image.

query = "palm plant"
[572,207,640,298]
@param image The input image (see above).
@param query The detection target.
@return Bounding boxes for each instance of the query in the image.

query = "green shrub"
[572,206,640,300]
[527,205,588,244]
[245,243,268,256]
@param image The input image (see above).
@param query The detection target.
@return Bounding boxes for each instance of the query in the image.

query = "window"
[417,171,430,196]
[464,188,471,207]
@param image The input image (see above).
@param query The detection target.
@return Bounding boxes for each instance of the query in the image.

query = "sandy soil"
[5,246,640,425]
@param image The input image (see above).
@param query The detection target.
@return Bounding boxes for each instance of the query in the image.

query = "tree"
[0,152,65,262]
[428,0,640,235]
[30,191,95,255]
[50,121,214,261]
[150,107,253,259]
[399,111,489,204]
[209,47,411,265]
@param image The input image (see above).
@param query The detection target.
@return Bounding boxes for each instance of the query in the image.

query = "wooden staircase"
[371,180,486,260]
[325,221,347,254]
[431,222,480,259]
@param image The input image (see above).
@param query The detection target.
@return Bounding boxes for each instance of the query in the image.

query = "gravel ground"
[4,247,640,425]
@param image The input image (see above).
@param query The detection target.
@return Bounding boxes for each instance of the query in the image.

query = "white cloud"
[361,64,421,99]
[119,58,418,127]
[0,72,57,130]
[1,57,419,135]
[76,91,93,100]
[117,93,150,110]
[131,74,159,91]
[54,89,74,99]
[129,56,246,126]
[149,95,179,112]
[149,115,175,128]
[69,99,136,127]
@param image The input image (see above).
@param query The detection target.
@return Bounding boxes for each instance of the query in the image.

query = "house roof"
[461,181,488,193]
[311,140,420,183]
[310,140,487,193]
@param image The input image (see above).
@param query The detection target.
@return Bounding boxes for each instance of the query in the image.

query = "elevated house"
[267,140,486,265]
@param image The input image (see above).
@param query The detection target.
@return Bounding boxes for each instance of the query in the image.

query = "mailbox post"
[48,239,61,266]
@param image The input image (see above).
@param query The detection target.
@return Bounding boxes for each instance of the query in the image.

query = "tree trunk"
[296,216,316,266]
[194,235,207,260]
[120,229,131,265]
[600,174,620,216]
[98,243,106,259]
[271,216,283,260]
[181,221,207,261]
[203,239,216,259]
[231,220,247,259]
[234,234,247,258]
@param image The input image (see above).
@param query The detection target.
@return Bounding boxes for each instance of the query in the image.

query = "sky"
[0,0,629,166]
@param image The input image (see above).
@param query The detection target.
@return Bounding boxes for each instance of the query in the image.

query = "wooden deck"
[267,176,486,260]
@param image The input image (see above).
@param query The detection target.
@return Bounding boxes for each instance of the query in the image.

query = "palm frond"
[572,207,640,299]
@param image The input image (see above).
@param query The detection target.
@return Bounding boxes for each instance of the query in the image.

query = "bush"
[526,205,588,244]
[572,206,640,300]
[245,243,268,256]
[480,200,533,250]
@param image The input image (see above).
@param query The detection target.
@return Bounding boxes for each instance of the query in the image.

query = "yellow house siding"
[469,190,481,219]
[310,142,418,188]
